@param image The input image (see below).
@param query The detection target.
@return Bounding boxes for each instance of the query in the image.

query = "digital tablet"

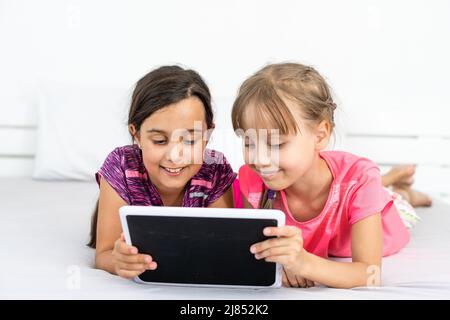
[119,206,285,289]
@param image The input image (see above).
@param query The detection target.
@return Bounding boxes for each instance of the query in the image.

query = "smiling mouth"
[257,170,280,178]
[160,166,186,175]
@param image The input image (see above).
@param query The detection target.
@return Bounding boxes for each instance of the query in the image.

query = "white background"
[0,0,449,200]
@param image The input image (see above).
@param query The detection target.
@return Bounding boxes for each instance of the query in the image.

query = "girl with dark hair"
[89,66,237,279]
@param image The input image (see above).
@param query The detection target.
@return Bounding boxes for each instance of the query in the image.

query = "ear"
[315,120,331,151]
[128,124,141,146]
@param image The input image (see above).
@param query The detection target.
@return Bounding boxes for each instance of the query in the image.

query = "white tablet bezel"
[119,206,285,289]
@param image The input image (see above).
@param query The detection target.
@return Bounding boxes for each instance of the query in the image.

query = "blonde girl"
[231,62,416,288]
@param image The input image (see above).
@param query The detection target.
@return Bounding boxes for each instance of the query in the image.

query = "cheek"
[277,145,310,170]
[278,157,298,172]
[182,142,206,165]
[243,148,250,163]
[243,147,255,165]
[192,142,206,160]
[278,146,303,171]
[142,147,165,168]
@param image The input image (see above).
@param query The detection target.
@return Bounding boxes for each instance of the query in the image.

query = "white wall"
[1,0,449,199]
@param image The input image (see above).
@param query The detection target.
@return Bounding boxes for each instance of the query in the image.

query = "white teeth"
[260,170,278,175]
[259,170,279,178]
[164,167,183,173]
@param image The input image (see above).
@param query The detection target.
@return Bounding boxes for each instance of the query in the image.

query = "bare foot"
[393,186,432,208]
[381,165,415,188]
[408,188,433,207]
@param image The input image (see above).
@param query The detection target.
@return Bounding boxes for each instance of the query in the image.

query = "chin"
[258,171,287,190]
[160,176,189,187]
[159,182,188,193]
[262,179,288,191]
[151,173,189,191]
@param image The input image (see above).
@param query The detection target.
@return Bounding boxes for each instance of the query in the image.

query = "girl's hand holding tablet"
[112,233,157,279]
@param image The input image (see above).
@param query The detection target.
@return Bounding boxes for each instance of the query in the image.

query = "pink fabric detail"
[248,192,262,208]
[125,170,146,179]
[232,179,243,208]
[191,179,213,188]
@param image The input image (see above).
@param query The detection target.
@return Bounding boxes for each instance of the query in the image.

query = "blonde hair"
[232,62,337,209]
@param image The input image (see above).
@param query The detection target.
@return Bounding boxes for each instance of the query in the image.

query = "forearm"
[300,251,381,289]
[95,249,117,275]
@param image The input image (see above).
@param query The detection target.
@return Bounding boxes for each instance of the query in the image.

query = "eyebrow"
[146,128,202,134]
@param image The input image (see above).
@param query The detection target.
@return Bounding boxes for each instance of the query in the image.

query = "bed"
[1,178,449,299]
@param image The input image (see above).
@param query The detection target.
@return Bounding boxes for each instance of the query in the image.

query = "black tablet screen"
[126,215,278,286]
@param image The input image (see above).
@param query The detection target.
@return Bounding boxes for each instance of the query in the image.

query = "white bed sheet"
[1,178,449,299]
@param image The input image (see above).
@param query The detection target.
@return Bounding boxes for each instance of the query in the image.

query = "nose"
[252,143,272,168]
[166,142,184,164]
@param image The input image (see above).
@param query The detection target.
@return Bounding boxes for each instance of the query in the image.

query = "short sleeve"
[95,147,131,204]
[348,165,393,225]
[205,153,237,206]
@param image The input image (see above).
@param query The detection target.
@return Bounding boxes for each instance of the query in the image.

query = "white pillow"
[33,82,131,181]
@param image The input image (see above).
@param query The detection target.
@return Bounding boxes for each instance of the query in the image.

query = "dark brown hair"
[87,65,213,248]
[232,62,336,209]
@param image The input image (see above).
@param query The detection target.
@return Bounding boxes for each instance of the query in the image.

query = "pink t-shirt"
[238,150,410,258]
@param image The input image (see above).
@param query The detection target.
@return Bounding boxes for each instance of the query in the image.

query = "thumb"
[120,233,125,241]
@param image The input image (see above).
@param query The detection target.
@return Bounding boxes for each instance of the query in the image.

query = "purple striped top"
[95,144,237,207]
